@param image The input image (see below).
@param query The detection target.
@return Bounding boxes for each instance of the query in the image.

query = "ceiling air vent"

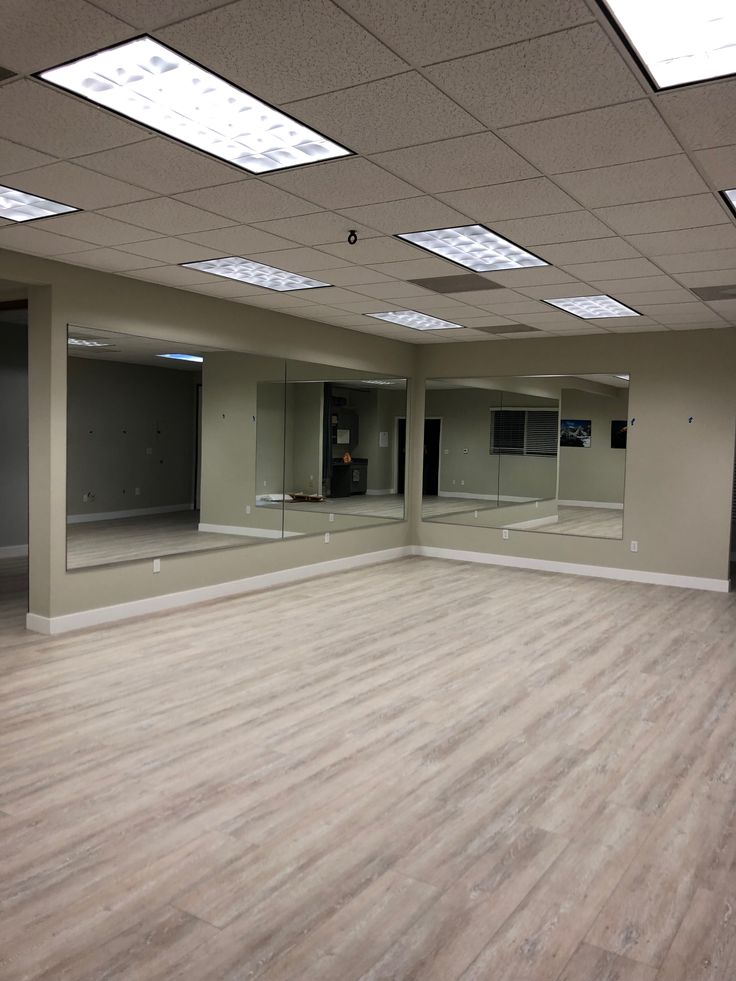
[0,66,16,82]
[689,285,736,302]
[407,274,504,293]
[473,324,542,335]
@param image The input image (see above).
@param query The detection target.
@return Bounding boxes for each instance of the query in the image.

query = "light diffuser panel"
[544,295,640,319]
[368,311,464,331]
[158,353,204,363]
[723,189,736,216]
[183,257,330,291]
[600,0,736,89]
[397,225,546,272]
[67,337,112,347]
[40,36,351,174]
[0,185,77,222]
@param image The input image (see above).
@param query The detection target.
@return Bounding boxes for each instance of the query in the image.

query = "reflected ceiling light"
[39,36,352,174]
[157,353,204,363]
[182,256,330,291]
[0,184,77,222]
[368,310,465,331]
[616,373,630,380]
[599,0,736,89]
[544,295,640,319]
[362,379,395,385]
[397,225,547,272]
[67,337,112,347]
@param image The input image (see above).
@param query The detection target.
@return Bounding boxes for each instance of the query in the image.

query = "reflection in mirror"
[277,361,407,538]
[66,326,286,569]
[422,374,628,539]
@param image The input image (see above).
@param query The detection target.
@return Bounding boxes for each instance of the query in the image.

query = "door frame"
[395,416,443,496]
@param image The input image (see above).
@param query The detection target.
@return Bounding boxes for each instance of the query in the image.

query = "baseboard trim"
[438,491,537,502]
[558,500,624,510]
[366,489,394,496]
[25,546,413,635]
[197,522,302,539]
[67,503,193,524]
[0,543,28,558]
[410,545,729,593]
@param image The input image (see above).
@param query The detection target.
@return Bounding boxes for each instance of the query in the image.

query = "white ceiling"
[0,0,735,345]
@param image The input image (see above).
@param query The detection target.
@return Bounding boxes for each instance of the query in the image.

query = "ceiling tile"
[515,284,599,299]
[446,289,521,306]
[0,161,154,209]
[499,101,680,173]
[369,133,538,193]
[183,280,267,297]
[242,293,319,309]
[627,226,736,257]
[308,265,395,286]
[0,79,145,157]
[0,0,134,73]
[657,250,736,274]
[594,195,729,236]
[283,73,481,155]
[427,25,642,129]
[658,79,736,151]
[692,146,736,189]
[347,281,432,299]
[437,178,580,222]
[367,257,469,279]
[174,180,320,223]
[40,212,159,246]
[585,275,680,292]
[121,265,223,286]
[0,139,56,176]
[89,0,237,30]
[98,198,236,235]
[491,211,614,246]
[705,299,736,322]
[77,139,246,195]
[336,197,469,235]
[319,237,429,265]
[264,158,423,209]
[0,223,94,255]
[332,0,592,66]
[487,268,578,287]
[242,248,351,272]
[536,238,640,265]
[613,289,695,305]
[553,155,708,209]
[515,310,593,327]
[55,249,166,272]
[115,239,226,264]
[675,270,736,287]
[475,300,550,314]
[293,287,373,306]
[324,298,404,313]
[180,226,294,254]
[666,322,729,331]
[561,258,662,280]
[159,0,406,103]
[250,212,381,246]
[636,303,725,324]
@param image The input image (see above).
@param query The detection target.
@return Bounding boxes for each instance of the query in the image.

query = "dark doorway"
[396,418,441,496]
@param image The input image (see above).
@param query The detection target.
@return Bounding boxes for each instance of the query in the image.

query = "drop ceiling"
[0,0,735,345]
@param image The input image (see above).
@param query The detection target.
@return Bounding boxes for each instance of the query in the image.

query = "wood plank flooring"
[1,555,735,979]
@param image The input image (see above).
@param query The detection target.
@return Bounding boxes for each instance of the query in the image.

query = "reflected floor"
[67,511,264,569]
[535,506,623,539]
[421,495,499,519]
[269,494,406,521]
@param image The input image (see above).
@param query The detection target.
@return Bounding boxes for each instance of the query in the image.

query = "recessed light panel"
[183,257,330,291]
[723,189,736,216]
[67,337,112,347]
[368,311,465,331]
[40,36,351,174]
[544,295,640,319]
[398,225,547,272]
[0,184,77,222]
[600,0,736,89]
[158,353,204,363]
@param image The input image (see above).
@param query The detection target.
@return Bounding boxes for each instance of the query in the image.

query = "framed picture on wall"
[611,420,628,449]
[560,419,591,448]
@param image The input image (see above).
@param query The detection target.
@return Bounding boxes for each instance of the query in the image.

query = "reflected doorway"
[396,417,441,495]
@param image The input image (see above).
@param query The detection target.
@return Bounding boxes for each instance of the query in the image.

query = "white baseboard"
[197,522,302,539]
[25,546,413,635]
[558,500,624,510]
[67,503,193,525]
[366,489,394,496]
[0,543,28,558]
[410,545,729,593]
[504,515,559,530]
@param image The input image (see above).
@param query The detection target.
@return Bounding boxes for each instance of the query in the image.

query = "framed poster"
[560,419,591,448]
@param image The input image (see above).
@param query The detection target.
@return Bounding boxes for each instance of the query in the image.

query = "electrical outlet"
[135,487,140,496]
[502,529,509,540]
[146,447,152,455]
[329,513,335,522]
[324,531,330,543]
[246,504,251,515]
[630,540,638,552]
[460,480,465,486]
[474,510,478,518]
[153,558,161,573]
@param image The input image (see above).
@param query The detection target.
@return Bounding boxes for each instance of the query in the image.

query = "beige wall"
[0,321,28,549]
[559,387,628,505]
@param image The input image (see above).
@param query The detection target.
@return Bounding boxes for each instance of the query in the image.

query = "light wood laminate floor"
[1,556,735,980]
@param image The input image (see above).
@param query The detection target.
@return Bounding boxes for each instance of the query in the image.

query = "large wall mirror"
[422,374,629,539]
[66,327,406,570]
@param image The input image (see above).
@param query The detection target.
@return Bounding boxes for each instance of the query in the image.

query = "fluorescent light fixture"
[67,337,112,347]
[599,0,736,89]
[368,310,465,331]
[397,225,547,272]
[616,374,630,380]
[182,256,330,291]
[39,36,351,174]
[722,189,736,216]
[0,184,77,222]
[362,379,395,385]
[157,353,203,363]
[544,295,640,319]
